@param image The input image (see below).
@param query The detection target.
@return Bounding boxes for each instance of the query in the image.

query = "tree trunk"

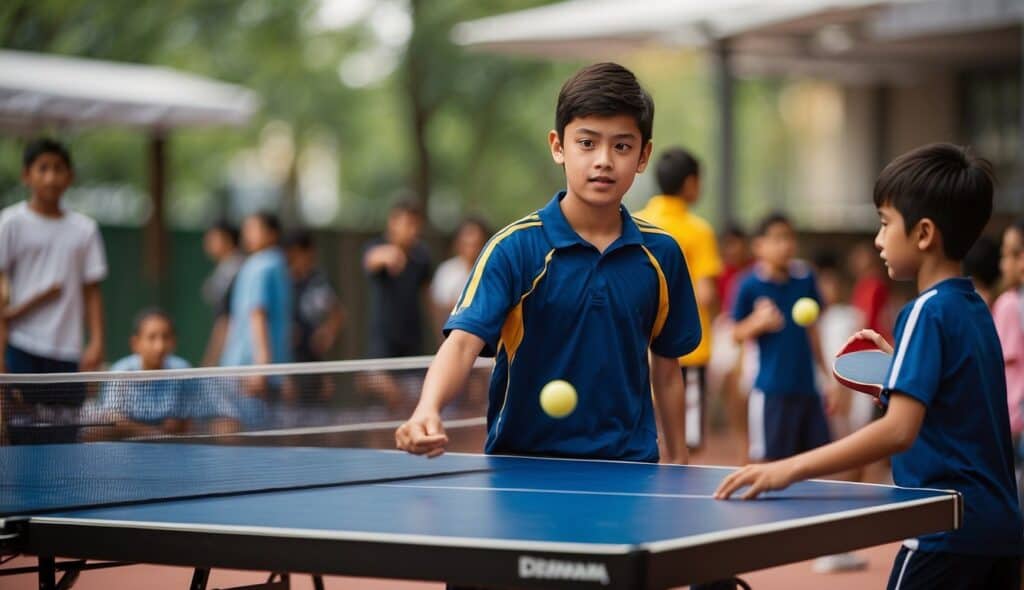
[405,0,431,210]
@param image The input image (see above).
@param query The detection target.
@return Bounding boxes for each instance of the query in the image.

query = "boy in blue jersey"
[716,144,1023,589]
[395,62,700,465]
[732,213,834,462]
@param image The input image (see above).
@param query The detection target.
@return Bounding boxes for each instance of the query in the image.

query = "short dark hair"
[249,211,282,236]
[285,229,315,250]
[133,307,174,335]
[656,147,700,195]
[555,62,654,147]
[208,220,239,246]
[456,215,490,237]
[1009,217,1024,240]
[873,143,994,261]
[721,222,747,241]
[390,198,424,219]
[962,234,1001,289]
[754,211,793,237]
[813,250,841,272]
[23,137,72,170]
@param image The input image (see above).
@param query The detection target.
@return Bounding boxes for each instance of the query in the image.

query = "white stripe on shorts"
[893,544,916,590]
[748,389,766,461]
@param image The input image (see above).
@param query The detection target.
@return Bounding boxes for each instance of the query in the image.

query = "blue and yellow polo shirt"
[445,192,700,462]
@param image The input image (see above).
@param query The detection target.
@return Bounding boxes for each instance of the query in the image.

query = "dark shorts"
[888,545,1021,590]
[4,344,84,407]
[5,345,80,390]
[3,345,84,444]
[748,391,830,461]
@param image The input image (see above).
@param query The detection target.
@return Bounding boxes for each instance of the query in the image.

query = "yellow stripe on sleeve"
[638,225,687,259]
[641,245,670,341]
[631,216,662,229]
[453,214,541,314]
[498,248,554,363]
[493,249,555,426]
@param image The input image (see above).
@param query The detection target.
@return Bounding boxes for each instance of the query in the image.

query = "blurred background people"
[360,200,432,410]
[1,138,106,444]
[708,223,753,462]
[286,229,344,364]
[964,234,1001,307]
[429,217,489,343]
[362,200,432,359]
[201,220,243,366]
[994,220,1024,506]
[221,212,292,428]
[83,309,239,440]
[848,242,891,344]
[636,147,722,450]
[284,229,345,425]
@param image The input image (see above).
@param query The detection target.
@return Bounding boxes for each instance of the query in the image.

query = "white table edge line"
[26,516,637,554]
[641,494,958,553]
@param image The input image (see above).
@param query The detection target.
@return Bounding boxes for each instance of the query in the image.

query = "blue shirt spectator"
[221,246,292,366]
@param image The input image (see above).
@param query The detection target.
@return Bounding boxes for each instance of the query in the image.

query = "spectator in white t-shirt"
[0,138,107,443]
[429,217,489,342]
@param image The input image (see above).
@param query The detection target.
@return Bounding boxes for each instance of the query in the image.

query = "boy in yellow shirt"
[636,147,722,449]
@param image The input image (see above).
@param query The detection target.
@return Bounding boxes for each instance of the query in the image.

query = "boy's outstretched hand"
[395,410,449,458]
[714,459,799,500]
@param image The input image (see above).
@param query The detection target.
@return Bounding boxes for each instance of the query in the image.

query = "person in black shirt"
[362,200,432,358]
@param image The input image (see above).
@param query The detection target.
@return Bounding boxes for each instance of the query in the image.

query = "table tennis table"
[1,443,960,589]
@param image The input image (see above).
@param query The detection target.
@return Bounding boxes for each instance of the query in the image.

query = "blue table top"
[2,443,957,549]
[0,443,490,516]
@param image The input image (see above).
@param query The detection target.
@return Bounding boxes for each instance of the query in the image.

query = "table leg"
[190,568,210,590]
[38,556,56,590]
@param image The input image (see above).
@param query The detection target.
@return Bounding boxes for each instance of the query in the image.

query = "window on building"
[962,69,1020,178]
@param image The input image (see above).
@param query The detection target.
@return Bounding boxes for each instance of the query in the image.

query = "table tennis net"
[0,356,491,446]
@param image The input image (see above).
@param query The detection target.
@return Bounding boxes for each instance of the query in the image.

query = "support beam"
[713,40,735,226]
[873,84,890,175]
[145,133,168,289]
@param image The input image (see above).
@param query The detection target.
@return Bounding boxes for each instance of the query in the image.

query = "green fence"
[100,228,214,364]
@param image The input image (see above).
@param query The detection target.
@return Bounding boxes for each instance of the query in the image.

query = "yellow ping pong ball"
[540,380,577,418]
[792,297,820,326]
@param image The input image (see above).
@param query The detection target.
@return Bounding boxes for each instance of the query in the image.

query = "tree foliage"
[0,0,791,232]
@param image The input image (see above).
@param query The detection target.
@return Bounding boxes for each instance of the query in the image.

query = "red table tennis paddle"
[832,339,893,398]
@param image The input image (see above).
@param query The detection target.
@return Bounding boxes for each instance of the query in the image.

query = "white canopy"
[450,0,974,85]
[0,50,259,132]
[451,0,912,56]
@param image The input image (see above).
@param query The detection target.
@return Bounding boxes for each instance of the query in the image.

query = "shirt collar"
[538,191,644,251]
